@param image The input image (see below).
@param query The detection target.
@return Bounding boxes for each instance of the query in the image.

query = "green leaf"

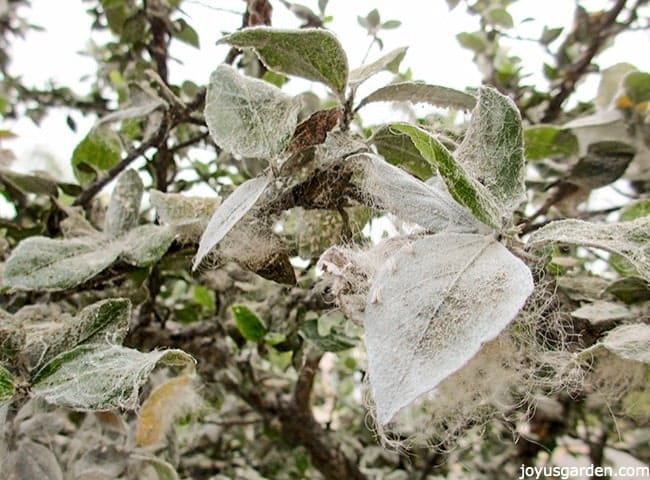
[484,7,514,28]
[232,305,267,341]
[218,27,349,96]
[172,18,200,48]
[541,26,563,45]
[32,298,132,370]
[3,224,175,291]
[0,363,14,402]
[620,199,650,221]
[456,32,486,53]
[371,126,434,179]
[348,47,408,88]
[104,169,143,236]
[32,344,195,410]
[71,127,122,185]
[623,71,650,104]
[204,65,301,158]
[606,277,650,304]
[524,125,579,161]
[381,20,401,30]
[192,285,216,312]
[301,319,357,352]
[0,169,59,196]
[389,124,501,228]
[456,87,525,219]
[529,217,650,281]
[357,82,476,111]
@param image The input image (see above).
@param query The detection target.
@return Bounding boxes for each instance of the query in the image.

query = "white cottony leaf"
[193,176,269,269]
[357,82,476,111]
[349,153,481,233]
[529,217,650,281]
[600,324,650,363]
[104,169,143,237]
[5,440,63,480]
[349,47,408,88]
[32,344,195,411]
[364,233,533,424]
[204,65,301,158]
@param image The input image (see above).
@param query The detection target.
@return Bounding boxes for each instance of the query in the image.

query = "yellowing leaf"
[136,375,196,447]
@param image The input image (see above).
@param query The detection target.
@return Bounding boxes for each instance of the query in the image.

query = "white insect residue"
[370,287,383,305]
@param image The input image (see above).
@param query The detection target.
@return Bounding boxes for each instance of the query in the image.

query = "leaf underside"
[364,233,533,424]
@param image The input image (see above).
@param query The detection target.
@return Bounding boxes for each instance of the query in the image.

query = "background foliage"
[0,0,649,479]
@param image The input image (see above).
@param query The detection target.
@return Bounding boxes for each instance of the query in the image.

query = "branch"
[72,125,168,208]
[541,0,629,122]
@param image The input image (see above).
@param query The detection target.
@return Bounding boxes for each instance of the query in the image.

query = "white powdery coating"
[32,345,194,411]
[350,153,480,234]
[601,324,650,363]
[193,176,269,269]
[364,233,534,425]
[204,64,301,158]
[104,169,144,237]
[529,216,650,281]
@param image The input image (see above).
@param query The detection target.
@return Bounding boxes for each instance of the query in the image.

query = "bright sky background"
[4,0,650,181]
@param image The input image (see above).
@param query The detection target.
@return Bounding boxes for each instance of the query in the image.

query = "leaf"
[529,217,650,281]
[136,375,195,446]
[119,224,176,266]
[350,153,481,233]
[600,324,650,363]
[301,319,357,352]
[232,305,267,341]
[541,26,563,45]
[524,125,578,161]
[595,63,637,109]
[623,71,650,104]
[31,298,132,370]
[132,455,180,480]
[4,236,120,291]
[104,169,143,236]
[365,233,533,424]
[218,27,349,96]
[97,84,166,125]
[606,276,650,304]
[357,82,476,111]
[193,176,269,269]
[564,141,636,189]
[32,344,195,410]
[371,125,434,179]
[0,169,59,196]
[204,65,301,158]
[571,301,633,324]
[0,363,14,402]
[455,86,526,218]
[71,127,122,185]
[172,18,200,48]
[620,199,650,221]
[387,125,501,228]
[348,47,408,87]
[484,7,514,28]
[456,32,486,53]
[150,191,221,226]
[3,225,175,291]
[5,440,63,480]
